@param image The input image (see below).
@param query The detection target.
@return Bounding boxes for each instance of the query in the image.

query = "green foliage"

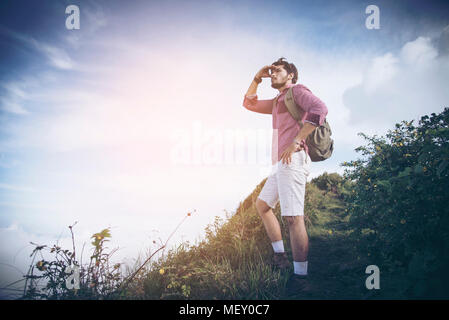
[21,225,123,300]
[312,172,341,192]
[342,108,449,298]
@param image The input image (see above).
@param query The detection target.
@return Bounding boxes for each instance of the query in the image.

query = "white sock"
[271,240,285,253]
[293,261,308,275]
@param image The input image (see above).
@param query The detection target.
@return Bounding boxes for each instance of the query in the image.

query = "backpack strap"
[284,86,305,129]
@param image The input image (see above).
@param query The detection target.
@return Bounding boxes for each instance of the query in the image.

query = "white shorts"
[257,150,311,216]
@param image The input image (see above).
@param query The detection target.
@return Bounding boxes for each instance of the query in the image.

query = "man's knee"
[284,215,304,227]
[255,198,271,216]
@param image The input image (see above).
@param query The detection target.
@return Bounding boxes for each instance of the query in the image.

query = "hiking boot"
[286,274,312,296]
[272,252,290,270]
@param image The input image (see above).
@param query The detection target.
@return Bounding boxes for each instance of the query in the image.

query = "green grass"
[121,174,393,300]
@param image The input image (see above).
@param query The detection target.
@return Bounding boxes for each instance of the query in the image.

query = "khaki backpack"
[273,86,334,162]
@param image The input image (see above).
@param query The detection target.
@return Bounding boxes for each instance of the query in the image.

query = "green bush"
[342,108,449,298]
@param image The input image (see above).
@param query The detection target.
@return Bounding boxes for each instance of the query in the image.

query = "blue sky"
[1,0,448,298]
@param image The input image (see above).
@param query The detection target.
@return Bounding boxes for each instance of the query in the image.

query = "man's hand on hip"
[280,142,303,165]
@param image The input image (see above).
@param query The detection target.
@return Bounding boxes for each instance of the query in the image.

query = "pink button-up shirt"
[243,83,328,164]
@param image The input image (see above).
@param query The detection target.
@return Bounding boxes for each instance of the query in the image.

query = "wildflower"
[423,166,427,172]
[36,260,47,271]
[328,230,333,235]
[400,219,406,224]
[159,268,165,275]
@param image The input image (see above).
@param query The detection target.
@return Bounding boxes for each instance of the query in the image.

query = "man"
[242,57,328,293]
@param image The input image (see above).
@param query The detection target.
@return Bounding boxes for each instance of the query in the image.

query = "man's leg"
[284,216,308,263]
[255,198,282,242]
[285,215,311,293]
[277,151,310,276]
[256,198,290,269]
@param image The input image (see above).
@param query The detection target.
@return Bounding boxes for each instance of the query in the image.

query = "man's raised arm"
[242,65,275,115]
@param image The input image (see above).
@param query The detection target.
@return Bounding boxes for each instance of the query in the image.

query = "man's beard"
[271,79,286,89]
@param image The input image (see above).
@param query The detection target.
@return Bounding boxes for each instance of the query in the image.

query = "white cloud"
[34,43,75,70]
[400,36,438,65]
[363,52,399,94]
[0,99,30,115]
[0,26,75,71]
[343,33,449,133]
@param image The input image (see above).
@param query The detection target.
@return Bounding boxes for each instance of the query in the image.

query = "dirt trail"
[281,196,375,300]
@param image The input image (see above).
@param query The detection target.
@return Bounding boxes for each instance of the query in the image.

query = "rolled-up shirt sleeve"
[291,85,328,126]
[242,94,274,115]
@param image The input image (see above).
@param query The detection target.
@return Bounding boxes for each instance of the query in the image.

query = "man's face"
[270,65,292,89]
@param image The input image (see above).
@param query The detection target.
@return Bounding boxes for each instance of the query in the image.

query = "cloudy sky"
[1,0,448,298]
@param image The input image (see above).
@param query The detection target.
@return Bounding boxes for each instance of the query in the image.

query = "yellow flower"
[423,167,427,172]
[36,260,47,271]
[328,230,333,235]
[159,268,165,275]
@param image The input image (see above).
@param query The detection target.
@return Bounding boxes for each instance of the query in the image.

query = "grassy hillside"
[122,173,377,300]
[18,108,449,300]
[125,107,449,300]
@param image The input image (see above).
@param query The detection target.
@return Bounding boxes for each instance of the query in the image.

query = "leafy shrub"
[342,108,449,298]
[311,172,343,193]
